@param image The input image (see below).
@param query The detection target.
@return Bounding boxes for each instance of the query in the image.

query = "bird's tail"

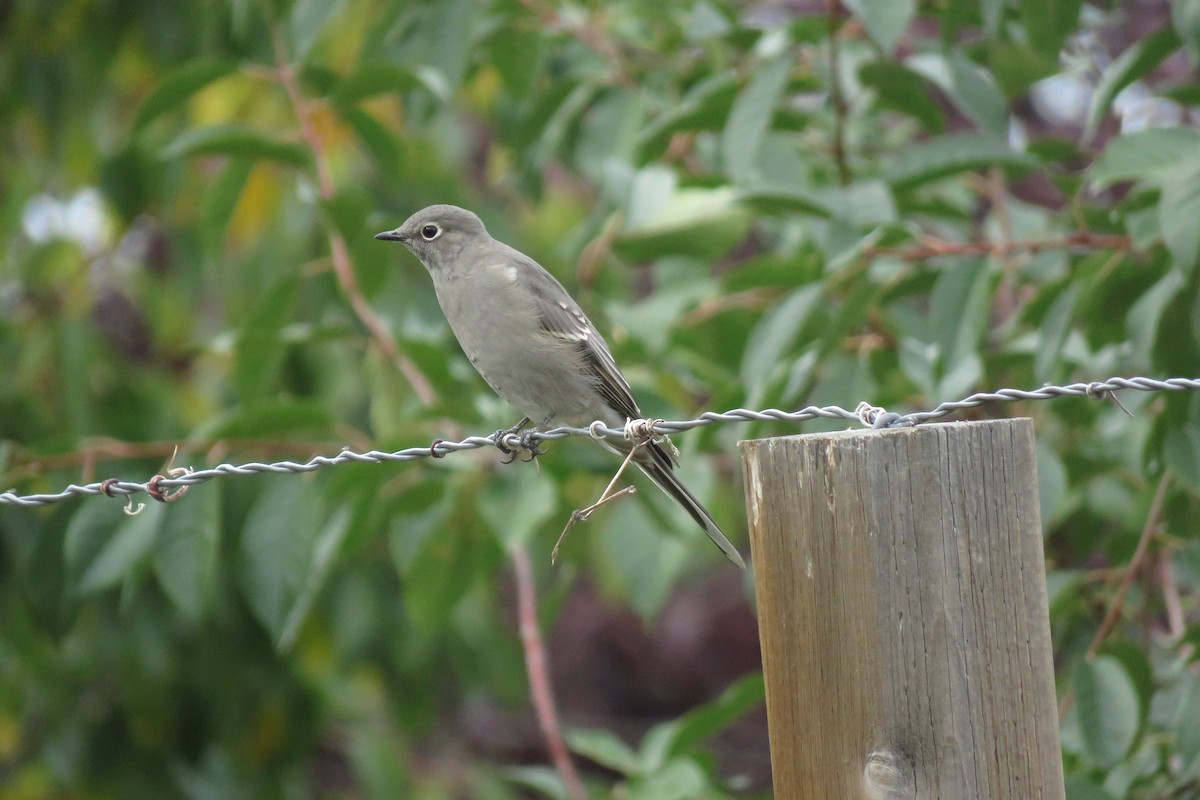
[634,441,746,569]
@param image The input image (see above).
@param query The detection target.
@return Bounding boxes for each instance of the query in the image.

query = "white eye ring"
[420,224,441,241]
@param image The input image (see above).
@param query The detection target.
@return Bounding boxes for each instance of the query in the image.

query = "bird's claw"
[494,427,546,464]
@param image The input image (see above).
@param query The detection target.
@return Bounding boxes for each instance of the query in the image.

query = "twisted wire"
[2,376,1196,509]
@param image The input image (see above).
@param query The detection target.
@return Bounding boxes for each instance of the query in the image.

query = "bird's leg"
[550,440,645,565]
[517,414,556,461]
[508,414,556,463]
[494,416,532,463]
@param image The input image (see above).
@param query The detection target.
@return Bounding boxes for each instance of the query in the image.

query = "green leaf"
[9,508,69,631]
[279,505,350,649]
[1063,776,1120,800]
[688,0,732,40]
[636,71,738,161]
[76,503,165,595]
[386,478,450,574]
[1090,127,1200,189]
[289,0,345,62]
[737,185,831,217]
[153,481,220,620]
[843,0,915,53]
[624,759,710,800]
[979,0,1005,35]
[987,43,1059,98]
[528,82,599,169]
[500,766,569,800]
[1035,284,1078,382]
[927,260,990,398]
[408,0,476,91]
[722,54,791,184]
[906,52,1009,136]
[238,480,323,648]
[1074,655,1142,767]
[1127,268,1184,359]
[576,89,645,182]
[65,501,131,592]
[859,60,944,131]
[886,134,1033,189]
[1174,0,1200,60]
[606,275,713,353]
[820,180,897,227]
[640,672,765,770]
[234,274,300,404]
[1084,26,1184,143]
[200,157,254,251]
[598,493,688,619]
[486,25,544,98]
[1046,570,1084,617]
[1163,424,1200,490]
[1095,641,1154,726]
[477,467,558,549]
[193,400,334,440]
[1035,441,1067,525]
[1019,0,1082,59]
[132,59,239,134]
[159,125,312,168]
[330,63,444,108]
[392,494,480,634]
[1174,672,1200,773]
[741,285,822,407]
[1158,154,1200,272]
[617,185,749,261]
[899,337,938,398]
[565,728,643,776]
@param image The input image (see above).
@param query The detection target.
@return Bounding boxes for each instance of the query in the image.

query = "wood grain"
[740,420,1064,799]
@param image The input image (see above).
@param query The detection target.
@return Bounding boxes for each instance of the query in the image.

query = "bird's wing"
[512,250,642,423]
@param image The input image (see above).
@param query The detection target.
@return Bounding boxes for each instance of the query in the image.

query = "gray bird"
[375,204,744,569]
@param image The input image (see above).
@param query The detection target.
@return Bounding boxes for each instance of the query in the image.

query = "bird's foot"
[493,417,546,463]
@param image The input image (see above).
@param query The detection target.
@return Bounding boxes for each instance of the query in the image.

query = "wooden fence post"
[739,419,1064,799]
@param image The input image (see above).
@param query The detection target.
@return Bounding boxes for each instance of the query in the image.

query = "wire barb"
[1,375,1198,509]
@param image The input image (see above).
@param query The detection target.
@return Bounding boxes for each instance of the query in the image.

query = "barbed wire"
[1,375,1197,509]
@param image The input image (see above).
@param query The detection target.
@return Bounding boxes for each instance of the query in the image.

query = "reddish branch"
[866,232,1131,262]
[1059,472,1172,721]
[1086,471,1172,659]
[270,27,437,408]
[511,546,588,800]
[827,0,851,185]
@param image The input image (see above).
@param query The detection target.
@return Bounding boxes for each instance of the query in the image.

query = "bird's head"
[375,204,489,271]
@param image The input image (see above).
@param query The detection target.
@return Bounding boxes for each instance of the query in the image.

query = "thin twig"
[679,287,779,326]
[269,26,437,408]
[865,232,1130,262]
[1158,549,1193,661]
[979,168,1020,323]
[827,0,851,185]
[1086,471,1172,659]
[1060,471,1171,722]
[551,440,646,564]
[511,546,589,800]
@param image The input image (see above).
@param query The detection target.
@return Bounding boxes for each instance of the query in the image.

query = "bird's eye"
[420,224,441,241]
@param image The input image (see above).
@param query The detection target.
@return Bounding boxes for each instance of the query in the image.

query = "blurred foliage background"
[2,0,1200,797]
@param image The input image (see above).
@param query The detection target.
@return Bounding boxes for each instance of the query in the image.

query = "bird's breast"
[431,269,595,424]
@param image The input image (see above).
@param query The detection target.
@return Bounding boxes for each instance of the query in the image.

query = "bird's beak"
[374,230,408,242]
